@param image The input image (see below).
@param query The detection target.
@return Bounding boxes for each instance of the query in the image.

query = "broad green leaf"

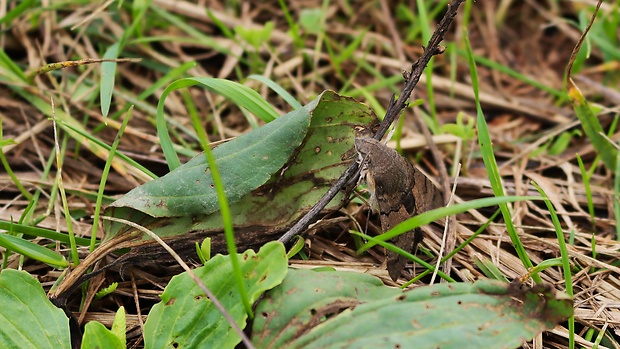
[0,232,68,268]
[143,241,288,349]
[252,269,402,348]
[107,93,314,220]
[0,269,70,349]
[254,276,572,349]
[104,91,377,250]
[81,321,124,349]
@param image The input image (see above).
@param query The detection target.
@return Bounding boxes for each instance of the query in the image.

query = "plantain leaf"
[252,272,573,349]
[81,322,123,349]
[143,241,288,349]
[0,269,70,349]
[104,90,377,249]
[252,269,401,348]
[107,93,315,220]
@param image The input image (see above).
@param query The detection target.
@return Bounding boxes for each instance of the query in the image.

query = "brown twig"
[278,0,466,244]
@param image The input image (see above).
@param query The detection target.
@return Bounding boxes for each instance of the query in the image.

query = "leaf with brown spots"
[252,274,572,349]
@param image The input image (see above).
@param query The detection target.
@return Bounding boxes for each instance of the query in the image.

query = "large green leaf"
[143,241,288,349]
[252,269,402,348]
[252,273,572,349]
[107,92,314,220]
[81,307,126,349]
[103,91,377,251]
[81,322,124,349]
[0,269,70,349]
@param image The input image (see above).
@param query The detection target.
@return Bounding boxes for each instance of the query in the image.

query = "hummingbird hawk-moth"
[355,138,441,281]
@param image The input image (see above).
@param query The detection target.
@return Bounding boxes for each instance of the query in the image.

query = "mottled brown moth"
[355,138,440,281]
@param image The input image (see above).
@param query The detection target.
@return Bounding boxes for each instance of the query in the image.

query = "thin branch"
[279,0,466,244]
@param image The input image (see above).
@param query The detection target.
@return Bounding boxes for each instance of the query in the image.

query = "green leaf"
[143,241,288,349]
[0,48,28,83]
[0,233,68,268]
[254,276,572,349]
[111,307,126,345]
[252,269,402,348]
[465,33,539,282]
[81,321,124,349]
[109,93,313,220]
[0,269,70,348]
[95,282,118,299]
[104,91,377,247]
[0,221,91,246]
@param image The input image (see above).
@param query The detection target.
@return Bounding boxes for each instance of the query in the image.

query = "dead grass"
[1,1,620,348]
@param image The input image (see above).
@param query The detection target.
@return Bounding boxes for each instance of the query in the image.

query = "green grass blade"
[99,0,149,118]
[404,209,502,287]
[91,107,133,252]
[247,74,302,109]
[616,152,620,241]
[0,48,28,82]
[531,181,574,349]
[0,233,68,269]
[0,118,32,200]
[100,43,120,118]
[187,95,253,318]
[352,231,455,282]
[58,121,157,179]
[151,6,235,57]
[575,154,596,228]
[157,78,280,170]
[459,50,566,100]
[473,256,509,281]
[0,0,36,25]
[358,196,542,252]
[137,61,198,100]
[464,33,540,283]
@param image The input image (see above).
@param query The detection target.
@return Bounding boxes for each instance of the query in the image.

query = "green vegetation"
[1,1,618,348]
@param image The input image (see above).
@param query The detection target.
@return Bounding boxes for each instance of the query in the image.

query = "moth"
[355,138,441,281]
